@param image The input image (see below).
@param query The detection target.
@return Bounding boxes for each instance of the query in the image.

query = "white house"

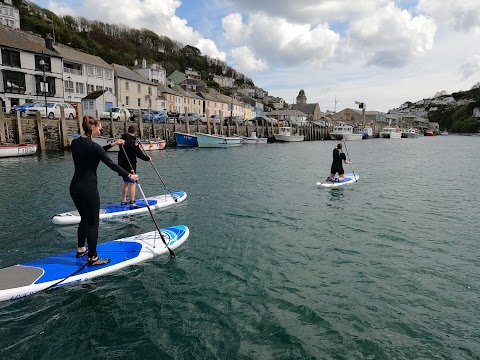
[0,0,19,29]
[81,90,117,118]
[133,59,166,85]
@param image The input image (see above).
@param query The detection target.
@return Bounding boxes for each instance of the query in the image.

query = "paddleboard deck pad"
[0,225,189,302]
[52,191,187,225]
[316,173,359,188]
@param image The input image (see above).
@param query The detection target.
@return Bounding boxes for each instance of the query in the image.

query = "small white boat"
[274,127,304,142]
[68,134,166,151]
[402,128,419,138]
[379,127,402,139]
[343,133,363,141]
[242,132,268,144]
[0,143,37,158]
[330,124,355,140]
[195,133,242,148]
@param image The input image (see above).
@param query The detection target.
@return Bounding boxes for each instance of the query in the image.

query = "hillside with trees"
[15,0,255,94]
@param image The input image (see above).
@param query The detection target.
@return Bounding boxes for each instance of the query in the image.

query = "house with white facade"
[81,90,117,118]
[53,43,114,107]
[133,58,166,85]
[0,26,63,112]
[0,0,19,29]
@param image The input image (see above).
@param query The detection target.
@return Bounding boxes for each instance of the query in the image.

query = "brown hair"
[337,143,343,149]
[127,125,136,134]
[82,115,100,137]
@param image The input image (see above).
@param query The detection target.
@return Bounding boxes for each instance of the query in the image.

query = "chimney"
[45,33,54,51]
[142,58,147,68]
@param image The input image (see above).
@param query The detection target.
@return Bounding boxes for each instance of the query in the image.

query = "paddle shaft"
[137,141,177,202]
[120,145,175,256]
[342,139,357,182]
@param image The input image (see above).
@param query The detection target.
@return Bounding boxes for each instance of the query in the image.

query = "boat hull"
[242,137,268,144]
[68,134,165,151]
[0,144,37,158]
[196,133,242,147]
[174,132,198,147]
[343,133,363,141]
[274,134,304,142]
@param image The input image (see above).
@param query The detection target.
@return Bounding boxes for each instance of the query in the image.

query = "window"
[96,68,102,77]
[89,101,94,110]
[105,70,112,80]
[3,70,26,93]
[148,86,152,95]
[34,55,51,72]
[125,96,129,106]
[137,84,141,93]
[64,80,74,93]
[125,81,129,91]
[76,82,84,94]
[137,98,141,107]
[34,75,55,96]
[87,66,94,76]
[87,84,95,94]
[2,48,21,68]
[96,85,103,91]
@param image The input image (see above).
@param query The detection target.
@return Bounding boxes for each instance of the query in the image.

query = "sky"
[30,0,480,112]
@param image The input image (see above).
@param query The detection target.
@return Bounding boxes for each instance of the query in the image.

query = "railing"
[63,68,83,76]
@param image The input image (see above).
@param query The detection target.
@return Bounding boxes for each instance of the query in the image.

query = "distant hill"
[15,0,255,92]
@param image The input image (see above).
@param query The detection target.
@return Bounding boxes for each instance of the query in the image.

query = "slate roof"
[291,103,318,115]
[0,25,59,57]
[54,44,113,69]
[157,83,181,96]
[111,63,154,84]
[83,90,109,100]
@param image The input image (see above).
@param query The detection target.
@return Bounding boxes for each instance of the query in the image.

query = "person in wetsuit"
[118,125,150,209]
[328,142,352,181]
[70,116,139,266]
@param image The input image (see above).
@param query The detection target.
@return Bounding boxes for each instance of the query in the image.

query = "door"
[104,101,113,113]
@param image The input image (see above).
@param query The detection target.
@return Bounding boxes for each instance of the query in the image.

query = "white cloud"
[347,2,437,67]
[222,13,340,66]
[460,55,480,80]
[416,0,480,33]
[231,47,267,73]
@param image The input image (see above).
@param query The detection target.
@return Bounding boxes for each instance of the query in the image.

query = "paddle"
[120,145,175,257]
[137,140,178,202]
[342,139,357,182]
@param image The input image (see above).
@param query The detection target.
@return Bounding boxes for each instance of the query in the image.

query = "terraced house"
[112,63,155,111]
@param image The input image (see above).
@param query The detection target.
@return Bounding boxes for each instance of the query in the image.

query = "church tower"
[296,89,307,105]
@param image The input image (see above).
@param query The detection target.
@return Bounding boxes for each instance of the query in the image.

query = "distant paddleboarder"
[70,116,139,266]
[118,125,150,209]
[327,142,352,182]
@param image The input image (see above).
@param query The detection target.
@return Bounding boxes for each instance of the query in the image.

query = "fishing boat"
[242,132,268,144]
[195,133,242,148]
[0,143,37,158]
[330,124,361,140]
[402,128,419,138]
[274,126,304,142]
[174,131,198,147]
[353,126,373,139]
[68,134,166,151]
[379,127,402,139]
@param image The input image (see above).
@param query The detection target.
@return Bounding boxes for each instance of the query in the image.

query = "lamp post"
[67,75,72,103]
[355,101,365,126]
[39,53,48,117]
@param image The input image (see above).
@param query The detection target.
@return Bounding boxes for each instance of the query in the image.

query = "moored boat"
[242,131,268,144]
[274,126,304,142]
[379,127,402,139]
[68,134,166,151]
[195,133,242,148]
[174,131,198,147]
[402,128,419,138]
[330,124,353,140]
[0,143,37,158]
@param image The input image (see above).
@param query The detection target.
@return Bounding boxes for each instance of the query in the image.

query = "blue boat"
[174,131,198,147]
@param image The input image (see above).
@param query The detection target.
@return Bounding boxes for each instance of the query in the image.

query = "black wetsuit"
[330,148,347,175]
[118,133,150,174]
[69,136,130,258]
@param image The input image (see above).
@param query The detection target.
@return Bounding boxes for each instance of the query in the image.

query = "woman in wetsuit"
[70,116,139,266]
[328,142,352,181]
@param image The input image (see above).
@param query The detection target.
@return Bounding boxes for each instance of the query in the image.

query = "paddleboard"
[0,225,189,302]
[52,191,187,225]
[316,173,359,188]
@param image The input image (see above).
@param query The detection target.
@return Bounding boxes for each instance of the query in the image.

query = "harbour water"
[1,136,479,359]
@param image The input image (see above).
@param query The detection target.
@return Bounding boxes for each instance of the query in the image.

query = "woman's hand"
[113,139,125,146]
[128,173,139,181]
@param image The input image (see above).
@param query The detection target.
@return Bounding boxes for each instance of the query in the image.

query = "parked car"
[127,108,143,121]
[223,116,242,126]
[209,114,221,125]
[100,107,131,121]
[10,101,45,117]
[142,110,168,123]
[167,111,179,119]
[198,115,207,124]
[179,112,199,124]
[26,102,76,119]
[254,116,277,126]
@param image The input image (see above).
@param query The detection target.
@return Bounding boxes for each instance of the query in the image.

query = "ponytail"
[82,115,100,137]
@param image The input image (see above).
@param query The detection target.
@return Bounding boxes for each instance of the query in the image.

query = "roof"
[0,25,59,57]
[111,63,154,84]
[291,103,318,114]
[54,44,113,69]
[173,85,203,100]
[82,90,111,100]
[157,83,181,96]
[197,91,223,102]
[269,109,308,117]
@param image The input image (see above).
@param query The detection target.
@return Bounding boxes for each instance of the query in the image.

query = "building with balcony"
[0,0,19,29]
[133,58,166,85]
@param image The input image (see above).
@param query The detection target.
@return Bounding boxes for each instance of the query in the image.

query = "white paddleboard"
[0,225,189,302]
[316,173,359,188]
[52,191,187,225]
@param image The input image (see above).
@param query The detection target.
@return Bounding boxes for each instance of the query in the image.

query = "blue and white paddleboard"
[52,191,187,225]
[0,225,189,302]
[316,172,359,188]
